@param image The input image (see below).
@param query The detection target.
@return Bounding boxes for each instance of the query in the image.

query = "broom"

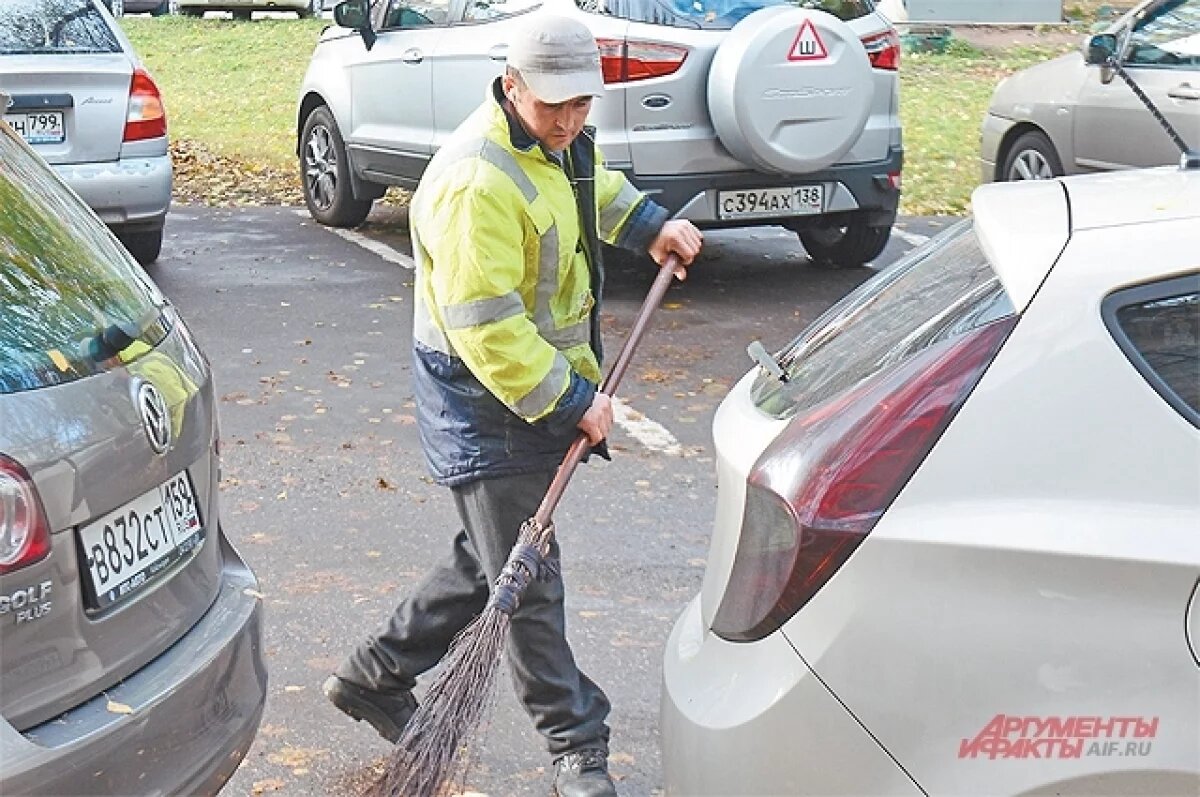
[369,255,683,797]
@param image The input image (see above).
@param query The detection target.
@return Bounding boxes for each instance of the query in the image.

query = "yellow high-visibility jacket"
[410,79,667,486]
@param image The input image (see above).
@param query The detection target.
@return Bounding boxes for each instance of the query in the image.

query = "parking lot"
[145,205,944,796]
[4,0,1199,794]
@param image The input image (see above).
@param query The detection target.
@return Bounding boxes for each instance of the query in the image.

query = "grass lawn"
[899,41,1073,214]
[122,16,325,168]
[120,17,1076,216]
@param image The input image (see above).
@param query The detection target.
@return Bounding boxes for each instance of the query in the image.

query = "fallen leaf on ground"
[267,746,328,769]
[251,778,286,794]
[106,699,133,715]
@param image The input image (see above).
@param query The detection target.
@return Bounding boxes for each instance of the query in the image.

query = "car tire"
[798,215,892,268]
[301,106,373,228]
[297,0,317,17]
[118,229,164,266]
[179,6,203,15]
[232,8,252,19]
[1001,130,1064,181]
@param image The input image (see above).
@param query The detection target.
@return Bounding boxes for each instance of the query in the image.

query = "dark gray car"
[102,0,173,15]
[0,111,266,795]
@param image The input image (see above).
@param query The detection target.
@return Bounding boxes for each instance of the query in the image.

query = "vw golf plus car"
[298,0,903,267]
[0,109,265,795]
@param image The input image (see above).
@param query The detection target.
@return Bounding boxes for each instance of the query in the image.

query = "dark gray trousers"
[336,469,611,756]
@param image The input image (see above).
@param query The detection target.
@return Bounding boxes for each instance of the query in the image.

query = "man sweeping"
[323,13,702,796]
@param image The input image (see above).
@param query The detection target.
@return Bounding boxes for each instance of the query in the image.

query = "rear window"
[578,0,874,29]
[0,0,121,55]
[752,220,1014,419]
[0,124,169,394]
[1104,275,1200,427]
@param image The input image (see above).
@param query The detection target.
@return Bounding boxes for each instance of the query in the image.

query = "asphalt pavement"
[147,204,953,797]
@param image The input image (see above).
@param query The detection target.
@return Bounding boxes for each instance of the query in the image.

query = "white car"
[297,0,904,267]
[662,162,1200,793]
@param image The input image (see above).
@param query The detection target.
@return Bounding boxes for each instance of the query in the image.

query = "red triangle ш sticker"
[787,18,829,62]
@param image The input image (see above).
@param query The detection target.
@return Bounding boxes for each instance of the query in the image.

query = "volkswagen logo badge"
[136,381,171,455]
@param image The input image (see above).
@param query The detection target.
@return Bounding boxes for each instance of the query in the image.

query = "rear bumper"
[625,147,903,228]
[0,532,266,797]
[661,597,922,795]
[52,153,172,233]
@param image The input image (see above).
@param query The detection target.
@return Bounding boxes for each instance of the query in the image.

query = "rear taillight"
[123,67,167,142]
[862,29,900,71]
[712,316,1016,641]
[0,455,52,575]
[596,38,688,84]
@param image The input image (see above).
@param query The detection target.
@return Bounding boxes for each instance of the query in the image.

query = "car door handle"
[488,44,508,61]
[400,48,423,64]
[1167,84,1200,100]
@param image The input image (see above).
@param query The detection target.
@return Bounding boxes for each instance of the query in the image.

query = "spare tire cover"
[707,6,874,174]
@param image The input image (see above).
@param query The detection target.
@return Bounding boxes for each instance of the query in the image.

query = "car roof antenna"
[1087,34,1200,170]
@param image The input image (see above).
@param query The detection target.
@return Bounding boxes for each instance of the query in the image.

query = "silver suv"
[297,0,903,267]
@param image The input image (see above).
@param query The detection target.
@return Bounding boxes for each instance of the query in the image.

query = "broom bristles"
[370,607,510,797]
[369,518,551,797]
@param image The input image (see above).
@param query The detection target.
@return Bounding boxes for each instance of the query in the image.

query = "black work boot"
[322,675,417,743]
[553,749,617,797]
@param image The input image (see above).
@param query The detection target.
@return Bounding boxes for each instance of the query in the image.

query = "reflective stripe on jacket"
[410,80,668,486]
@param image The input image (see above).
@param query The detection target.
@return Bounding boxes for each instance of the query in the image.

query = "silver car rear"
[0,117,264,796]
[0,0,173,265]
[0,56,128,165]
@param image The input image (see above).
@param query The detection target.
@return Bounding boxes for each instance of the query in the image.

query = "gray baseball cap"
[507,14,605,104]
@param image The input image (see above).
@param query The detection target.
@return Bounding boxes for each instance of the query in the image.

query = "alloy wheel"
[304,125,338,212]
[1008,149,1055,180]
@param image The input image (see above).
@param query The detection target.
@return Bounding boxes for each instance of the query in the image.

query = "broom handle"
[532,255,680,527]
